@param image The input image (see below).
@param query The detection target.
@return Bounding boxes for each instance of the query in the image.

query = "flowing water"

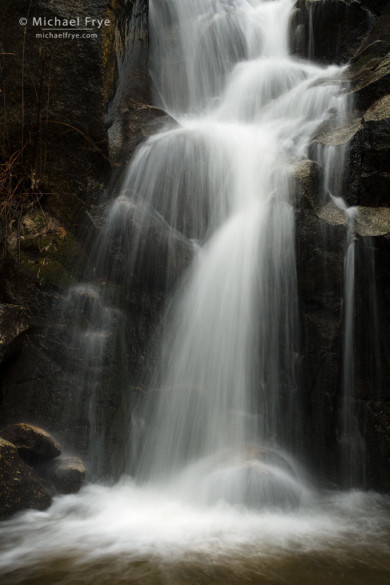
[1,0,390,583]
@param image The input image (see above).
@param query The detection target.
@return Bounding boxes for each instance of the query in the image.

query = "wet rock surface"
[0,438,52,519]
[100,199,195,292]
[0,425,85,518]
[292,0,373,64]
[36,456,85,495]
[0,423,61,462]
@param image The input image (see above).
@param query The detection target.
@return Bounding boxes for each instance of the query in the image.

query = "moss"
[47,233,87,278]
[21,257,75,288]
[17,207,87,280]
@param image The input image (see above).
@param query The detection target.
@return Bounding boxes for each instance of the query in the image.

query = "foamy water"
[0,483,389,584]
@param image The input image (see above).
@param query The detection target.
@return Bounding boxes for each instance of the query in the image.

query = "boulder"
[108,102,175,164]
[98,198,195,292]
[36,456,85,495]
[199,449,305,510]
[0,438,51,519]
[0,423,61,463]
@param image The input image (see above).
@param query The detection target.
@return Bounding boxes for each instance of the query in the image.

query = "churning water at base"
[0,483,389,585]
[1,0,390,582]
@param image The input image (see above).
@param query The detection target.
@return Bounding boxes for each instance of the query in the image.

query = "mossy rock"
[21,258,75,288]
[15,208,88,285]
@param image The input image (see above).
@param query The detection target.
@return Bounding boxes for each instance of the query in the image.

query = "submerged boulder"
[36,456,85,495]
[199,449,305,510]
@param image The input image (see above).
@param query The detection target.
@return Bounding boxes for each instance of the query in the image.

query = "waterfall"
[62,0,354,493]
[2,2,390,582]
[109,0,351,503]
[339,207,366,486]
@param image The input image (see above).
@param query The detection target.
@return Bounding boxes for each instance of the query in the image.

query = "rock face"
[0,0,116,228]
[294,1,390,490]
[0,0,163,480]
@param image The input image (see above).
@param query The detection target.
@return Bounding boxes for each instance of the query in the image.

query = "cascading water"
[1,1,390,584]
[129,0,348,501]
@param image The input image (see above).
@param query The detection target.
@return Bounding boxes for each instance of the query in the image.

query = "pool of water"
[0,480,389,585]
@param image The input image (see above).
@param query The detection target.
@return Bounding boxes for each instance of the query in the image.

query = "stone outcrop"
[0,425,84,518]
[0,423,61,462]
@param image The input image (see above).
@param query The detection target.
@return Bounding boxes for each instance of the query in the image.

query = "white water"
[0,482,389,584]
[1,0,390,582]
[133,0,347,499]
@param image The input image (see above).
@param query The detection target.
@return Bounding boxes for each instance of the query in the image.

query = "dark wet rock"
[291,0,373,64]
[312,35,390,210]
[295,200,346,484]
[347,51,390,112]
[109,102,175,164]
[0,423,61,463]
[346,117,390,207]
[0,438,51,519]
[0,305,30,363]
[107,0,153,164]
[0,0,119,229]
[361,0,389,17]
[36,456,85,495]
[100,199,195,292]
[313,101,390,209]
[359,401,390,491]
